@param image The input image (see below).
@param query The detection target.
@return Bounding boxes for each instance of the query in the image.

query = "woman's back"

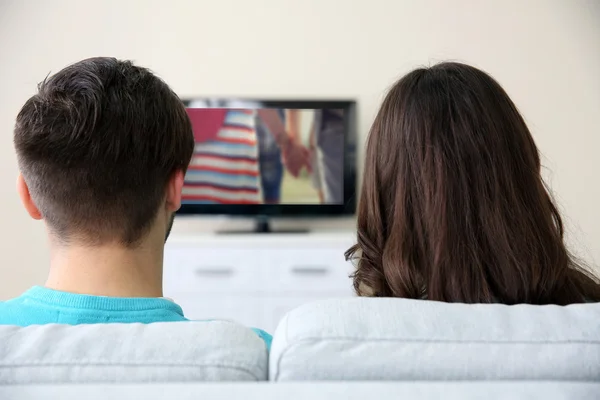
[347,62,600,305]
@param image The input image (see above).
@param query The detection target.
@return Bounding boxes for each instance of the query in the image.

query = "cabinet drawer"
[262,248,355,294]
[163,246,262,295]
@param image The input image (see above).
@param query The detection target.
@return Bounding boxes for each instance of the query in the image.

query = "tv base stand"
[216,217,310,234]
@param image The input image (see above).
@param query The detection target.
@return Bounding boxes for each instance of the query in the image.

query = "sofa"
[1,298,599,399]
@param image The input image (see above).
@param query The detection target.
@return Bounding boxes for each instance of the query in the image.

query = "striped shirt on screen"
[183,109,262,204]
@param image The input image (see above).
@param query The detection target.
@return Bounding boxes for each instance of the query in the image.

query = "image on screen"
[183,100,345,205]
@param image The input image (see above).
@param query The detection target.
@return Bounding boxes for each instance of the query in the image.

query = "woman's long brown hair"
[346,62,600,304]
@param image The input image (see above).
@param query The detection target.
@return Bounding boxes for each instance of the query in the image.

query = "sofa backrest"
[0,321,267,384]
[269,298,600,381]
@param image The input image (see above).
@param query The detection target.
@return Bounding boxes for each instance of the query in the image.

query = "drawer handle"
[291,266,329,275]
[194,267,234,277]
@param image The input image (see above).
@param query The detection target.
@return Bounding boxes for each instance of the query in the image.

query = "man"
[0,57,271,348]
[288,109,345,204]
[255,109,286,203]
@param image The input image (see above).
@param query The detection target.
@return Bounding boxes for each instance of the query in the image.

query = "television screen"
[178,99,356,217]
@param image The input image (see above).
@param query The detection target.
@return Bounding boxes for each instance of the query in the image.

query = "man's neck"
[45,240,164,298]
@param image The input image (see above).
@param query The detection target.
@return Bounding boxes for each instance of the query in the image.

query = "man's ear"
[165,170,185,212]
[17,173,42,220]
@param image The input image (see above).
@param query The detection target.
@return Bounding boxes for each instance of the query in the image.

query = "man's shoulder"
[0,294,28,308]
[0,295,32,325]
[250,327,273,350]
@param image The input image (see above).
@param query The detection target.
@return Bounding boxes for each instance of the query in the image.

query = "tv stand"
[253,217,271,233]
[164,232,355,332]
[217,217,310,234]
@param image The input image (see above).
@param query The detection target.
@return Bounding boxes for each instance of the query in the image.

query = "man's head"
[14,57,194,247]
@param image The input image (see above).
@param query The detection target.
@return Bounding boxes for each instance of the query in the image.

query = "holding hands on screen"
[256,109,311,177]
[278,134,312,177]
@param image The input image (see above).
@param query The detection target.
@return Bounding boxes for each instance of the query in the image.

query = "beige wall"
[0,0,599,299]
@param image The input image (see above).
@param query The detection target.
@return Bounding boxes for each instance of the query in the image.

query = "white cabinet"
[163,232,356,332]
[262,247,354,294]
[174,295,263,328]
[164,246,262,295]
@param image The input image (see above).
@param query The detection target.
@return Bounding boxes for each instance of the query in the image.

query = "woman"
[185,105,262,204]
[346,62,600,305]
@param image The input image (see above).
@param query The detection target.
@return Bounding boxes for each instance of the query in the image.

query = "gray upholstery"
[0,321,268,384]
[270,298,600,381]
[2,382,600,400]
[2,298,598,390]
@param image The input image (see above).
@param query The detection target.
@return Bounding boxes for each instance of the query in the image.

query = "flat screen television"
[178,99,357,231]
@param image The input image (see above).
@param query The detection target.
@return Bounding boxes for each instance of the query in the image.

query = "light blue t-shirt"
[0,286,272,349]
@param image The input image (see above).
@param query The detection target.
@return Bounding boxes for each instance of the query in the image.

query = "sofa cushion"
[269,298,600,381]
[0,321,267,384]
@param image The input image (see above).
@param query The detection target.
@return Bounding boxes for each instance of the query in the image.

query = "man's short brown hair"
[14,57,194,246]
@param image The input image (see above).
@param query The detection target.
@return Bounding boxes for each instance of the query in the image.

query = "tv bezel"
[178,99,357,217]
